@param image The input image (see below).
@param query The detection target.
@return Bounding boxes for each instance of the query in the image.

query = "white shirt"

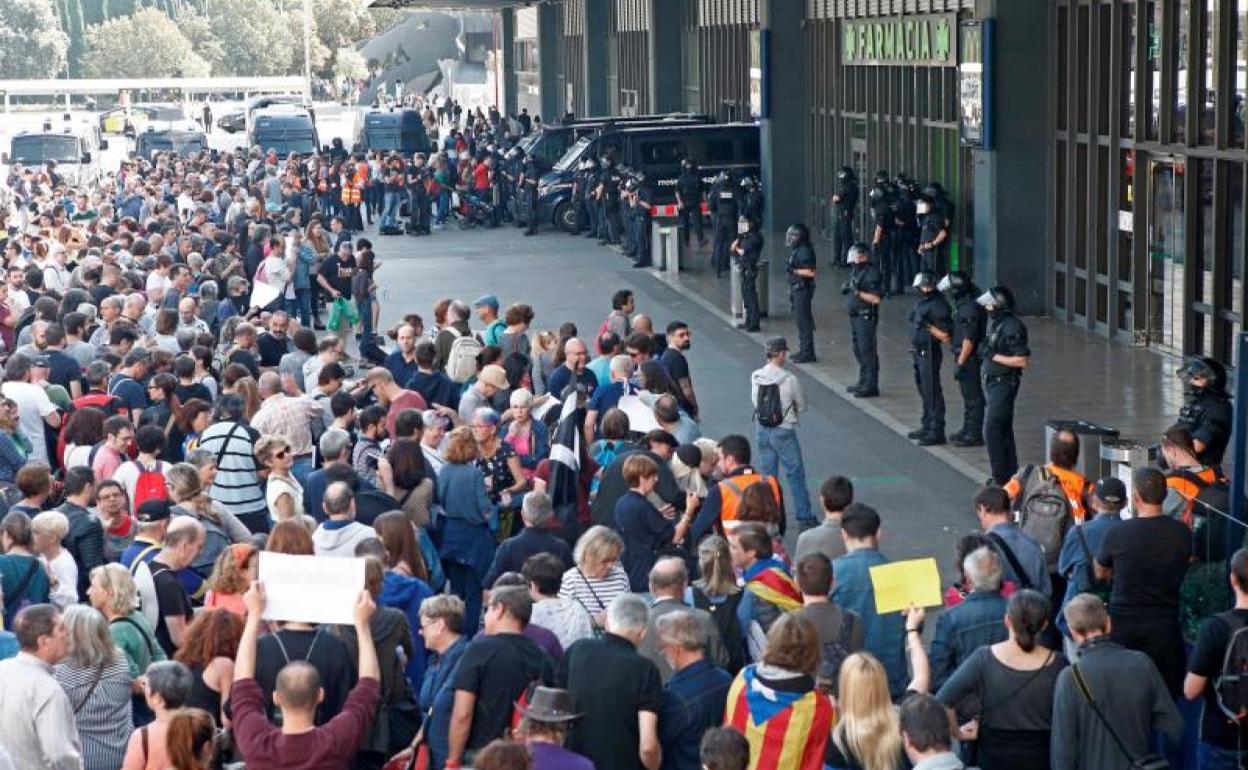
[1,381,57,463]
[112,459,173,506]
[44,550,78,608]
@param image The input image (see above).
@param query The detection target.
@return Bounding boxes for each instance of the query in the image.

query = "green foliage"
[81,7,207,77]
[0,0,70,78]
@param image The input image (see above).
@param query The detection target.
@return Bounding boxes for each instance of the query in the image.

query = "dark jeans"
[357,295,374,341]
[955,357,985,439]
[679,205,704,243]
[711,218,734,276]
[851,314,878,390]
[740,267,760,330]
[445,561,483,633]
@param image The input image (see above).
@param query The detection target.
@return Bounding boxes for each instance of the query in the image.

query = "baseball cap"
[765,337,788,355]
[472,294,499,311]
[478,364,508,390]
[136,499,172,523]
[1094,477,1127,506]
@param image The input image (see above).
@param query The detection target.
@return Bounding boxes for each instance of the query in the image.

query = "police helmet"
[868,182,888,203]
[785,223,810,247]
[584,157,599,169]
[635,171,647,183]
[912,270,937,290]
[874,169,890,185]
[505,147,519,159]
[836,166,856,182]
[894,172,913,189]
[846,241,871,264]
[1177,356,1228,393]
[737,215,753,233]
[624,178,637,191]
[937,271,972,297]
[714,171,729,185]
[976,285,1016,312]
[681,158,695,170]
[923,182,947,200]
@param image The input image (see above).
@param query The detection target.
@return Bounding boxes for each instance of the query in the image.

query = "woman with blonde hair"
[827,653,905,770]
[558,525,631,629]
[54,605,133,770]
[31,510,77,608]
[691,534,744,673]
[166,462,249,585]
[87,564,167,685]
[725,613,834,770]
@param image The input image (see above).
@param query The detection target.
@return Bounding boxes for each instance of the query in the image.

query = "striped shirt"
[55,656,132,770]
[198,421,266,521]
[558,564,632,619]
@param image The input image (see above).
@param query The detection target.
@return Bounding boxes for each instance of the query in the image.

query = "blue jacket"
[660,659,733,770]
[380,571,434,688]
[420,636,469,770]
[1056,513,1120,635]
[928,589,1009,689]
[292,243,316,289]
[833,548,907,697]
[436,462,497,529]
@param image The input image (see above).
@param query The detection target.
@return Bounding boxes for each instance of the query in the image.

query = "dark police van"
[134,128,207,159]
[358,109,431,155]
[518,113,711,171]
[536,122,760,231]
[247,106,319,157]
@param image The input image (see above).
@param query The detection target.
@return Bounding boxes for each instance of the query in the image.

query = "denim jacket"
[292,243,316,289]
[928,589,1009,689]
[660,659,733,770]
[832,548,907,696]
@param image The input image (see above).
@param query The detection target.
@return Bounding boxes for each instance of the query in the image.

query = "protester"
[55,605,133,770]
[0,604,83,770]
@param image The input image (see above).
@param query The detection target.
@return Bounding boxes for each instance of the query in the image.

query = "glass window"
[1120,150,1136,283]
[703,139,734,163]
[1200,0,1215,145]
[1058,6,1069,130]
[1056,143,1068,266]
[1122,3,1137,136]
[1196,158,1214,304]
[1237,1,1248,146]
[1147,1,1161,140]
[638,140,685,164]
[1229,163,1244,318]
[1173,0,1189,144]
[1076,144,1089,271]
[1078,6,1090,133]
[1099,5,1112,136]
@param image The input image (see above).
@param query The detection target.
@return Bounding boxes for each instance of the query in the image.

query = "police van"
[247,105,320,157]
[134,128,208,159]
[357,109,431,155]
[535,123,759,232]
[518,113,711,172]
[3,122,108,188]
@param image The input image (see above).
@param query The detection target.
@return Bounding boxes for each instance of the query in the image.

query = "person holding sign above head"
[231,581,382,770]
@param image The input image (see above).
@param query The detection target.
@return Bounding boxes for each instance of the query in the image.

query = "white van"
[3,125,107,188]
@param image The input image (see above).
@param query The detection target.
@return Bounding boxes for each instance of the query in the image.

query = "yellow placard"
[868,558,944,614]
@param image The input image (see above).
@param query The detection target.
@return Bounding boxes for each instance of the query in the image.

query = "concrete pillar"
[647,0,683,113]
[758,0,808,280]
[537,1,561,123]
[972,0,1048,314]
[583,0,610,117]
[500,8,518,117]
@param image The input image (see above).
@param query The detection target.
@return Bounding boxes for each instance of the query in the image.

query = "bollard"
[654,224,680,273]
[1099,438,1157,502]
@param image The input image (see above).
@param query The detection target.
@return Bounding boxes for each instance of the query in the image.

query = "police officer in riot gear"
[731,216,764,332]
[519,150,542,236]
[786,223,818,362]
[709,170,740,278]
[571,157,595,235]
[579,157,599,237]
[676,158,706,246]
[620,168,639,256]
[907,270,953,445]
[631,171,655,268]
[939,271,987,446]
[596,155,623,245]
[893,176,921,287]
[918,184,952,273]
[740,176,765,225]
[843,242,882,397]
[869,179,898,295]
[978,286,1030,484]
[1176,357,1233,467]
[830,166,859,267]
[405,152,431,235]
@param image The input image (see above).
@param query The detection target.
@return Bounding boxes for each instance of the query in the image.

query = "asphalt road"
[366,221,981,565]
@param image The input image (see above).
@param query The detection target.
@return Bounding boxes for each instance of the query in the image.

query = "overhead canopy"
[365,0,543,9]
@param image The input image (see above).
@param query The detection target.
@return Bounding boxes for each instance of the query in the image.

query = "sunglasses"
[275,449,290,459]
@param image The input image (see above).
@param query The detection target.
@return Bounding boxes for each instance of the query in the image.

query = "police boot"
[906,429,926,440]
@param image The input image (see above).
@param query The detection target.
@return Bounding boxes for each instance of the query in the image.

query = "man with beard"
[660,321,699,421]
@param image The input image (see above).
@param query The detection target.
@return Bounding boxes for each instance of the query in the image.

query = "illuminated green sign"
[842,14,957,67]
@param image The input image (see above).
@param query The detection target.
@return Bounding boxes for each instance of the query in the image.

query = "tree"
[313,0,375,59]
[332,47,366,83]
[81,7,207,77]
[0,0,69,79]
[179,11,225,74]
[202,0,292,75]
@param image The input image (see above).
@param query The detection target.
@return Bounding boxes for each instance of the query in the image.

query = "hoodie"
[311,519,375,558]
[750,363,804,428]
[380,570,433,686]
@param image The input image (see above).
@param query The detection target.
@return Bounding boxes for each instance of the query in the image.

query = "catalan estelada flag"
[725,665,834,770]
[743,558,803,612]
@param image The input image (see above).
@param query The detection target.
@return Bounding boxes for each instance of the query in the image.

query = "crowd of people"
[0,102,1242,770]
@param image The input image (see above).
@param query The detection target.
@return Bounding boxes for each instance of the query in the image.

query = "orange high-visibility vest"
[342,181,361,205]
[1166,466,1222,528]
[717,472,783,533]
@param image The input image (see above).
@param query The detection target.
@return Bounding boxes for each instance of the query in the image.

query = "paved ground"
[366,221,981,566]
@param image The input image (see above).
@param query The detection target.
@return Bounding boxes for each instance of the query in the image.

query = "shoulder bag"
[1070,664,1169,770]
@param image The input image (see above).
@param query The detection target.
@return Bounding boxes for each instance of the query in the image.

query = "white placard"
[258,552,364,625]
[1117,210,1134,232]
[249,281,280,310]
[618,394,661,433]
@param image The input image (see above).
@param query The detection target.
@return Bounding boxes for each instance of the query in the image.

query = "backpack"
[127,547,161,629]
[1171,469,1233,563]
[692,586,745,675]
[754,382,788,428]
[130,461,167,512]
[1014,465,1072,571]
[1215,612,1248,722]
[815,611,859,697]
[446,331,483,384]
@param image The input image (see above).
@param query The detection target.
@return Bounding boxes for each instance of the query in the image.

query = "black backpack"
[692,586,745,675]
[754,382,789,428]
[1215,612,1248,722]
[815,611,859,697]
